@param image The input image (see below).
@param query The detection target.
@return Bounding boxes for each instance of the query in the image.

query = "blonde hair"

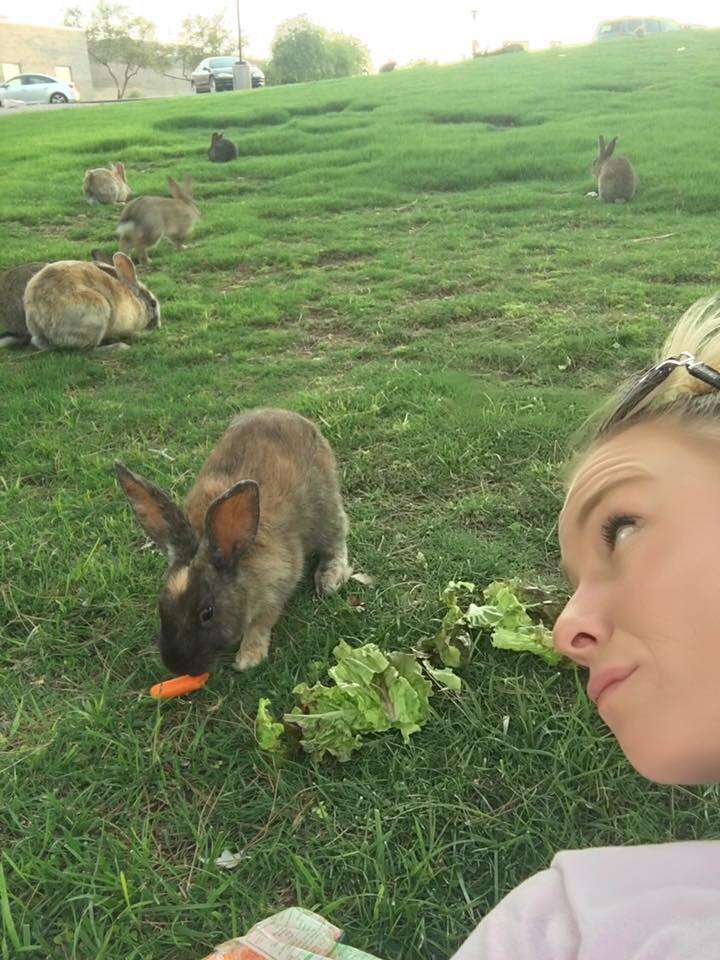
[567,295,720,484]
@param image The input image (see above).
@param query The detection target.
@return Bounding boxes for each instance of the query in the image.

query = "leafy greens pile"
[256,579,565,762]
[424,578,564,668]
[257,640,460,762]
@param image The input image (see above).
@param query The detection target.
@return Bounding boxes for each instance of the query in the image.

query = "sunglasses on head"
[603,353,720,430]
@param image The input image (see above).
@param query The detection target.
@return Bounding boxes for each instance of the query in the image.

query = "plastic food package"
[202,908,383,960]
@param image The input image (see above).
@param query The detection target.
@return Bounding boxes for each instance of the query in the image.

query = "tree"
[324,32,370,78]
[268,16,369,85]
[64,2,169,99]
[171,13,235,81]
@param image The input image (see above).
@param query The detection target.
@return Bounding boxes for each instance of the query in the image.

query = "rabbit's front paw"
[315,553,352,597]
[234,633,270,671]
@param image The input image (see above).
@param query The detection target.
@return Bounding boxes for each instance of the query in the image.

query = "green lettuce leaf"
[255,698,285,753]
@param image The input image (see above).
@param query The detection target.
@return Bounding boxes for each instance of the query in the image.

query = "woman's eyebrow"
[576,473,650,530]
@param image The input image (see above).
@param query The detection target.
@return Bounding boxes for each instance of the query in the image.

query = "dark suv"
[190,57,265,93]
[593,18,681,40]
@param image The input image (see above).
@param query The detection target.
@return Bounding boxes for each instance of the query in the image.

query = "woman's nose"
[553,587,612,663]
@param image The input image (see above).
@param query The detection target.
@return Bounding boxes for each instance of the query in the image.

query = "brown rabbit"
[116,175,200,264]
[0,252,113,348]
[83,163,132,204]
[591,135,638,203]
[0,261,48,347]
[115,409,352,675]
[24,253,160,350]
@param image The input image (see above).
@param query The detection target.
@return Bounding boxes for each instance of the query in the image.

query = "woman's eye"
[601,514,637,549]
[200,605,214,624]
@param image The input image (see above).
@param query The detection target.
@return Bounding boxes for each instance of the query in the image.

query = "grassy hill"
[2,30,720,959]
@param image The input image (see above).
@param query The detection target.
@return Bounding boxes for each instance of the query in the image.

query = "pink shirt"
[451,841,720,960]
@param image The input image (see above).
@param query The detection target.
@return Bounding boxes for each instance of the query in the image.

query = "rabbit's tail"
[116,221,135,239]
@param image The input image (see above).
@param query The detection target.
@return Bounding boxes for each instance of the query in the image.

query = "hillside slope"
[2,30,720,960]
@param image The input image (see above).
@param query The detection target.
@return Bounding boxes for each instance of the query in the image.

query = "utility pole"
[471,9,479,57]
[236,0,243,61]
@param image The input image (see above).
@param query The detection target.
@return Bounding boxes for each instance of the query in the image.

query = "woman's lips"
[587,666,638,705]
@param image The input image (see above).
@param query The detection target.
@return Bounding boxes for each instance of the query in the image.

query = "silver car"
[0,73,80,105]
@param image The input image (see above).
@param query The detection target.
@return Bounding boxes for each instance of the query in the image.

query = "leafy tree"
[325,32,370,78]
[268,16,369,85]
[171,13,235,81]
[64,2,169,99]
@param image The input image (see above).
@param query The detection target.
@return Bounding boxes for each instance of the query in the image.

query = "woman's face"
[555,420,720,784]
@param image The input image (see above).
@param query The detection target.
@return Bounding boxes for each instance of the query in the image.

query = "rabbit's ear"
[115,462,198,565]
[112,252,140,294]
[91,248,112,264]
[598,135,605,151]
[115,162,126,181]
[167,176,183,200]
[211,132,219,144]
[205,480,259,570]
[182,174,193,198]
[606,136,618,157]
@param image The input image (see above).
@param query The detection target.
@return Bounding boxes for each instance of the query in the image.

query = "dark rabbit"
[116,409,352,676]
[0,261,48,347]
[591,135,638,203]
[208,131,238,163]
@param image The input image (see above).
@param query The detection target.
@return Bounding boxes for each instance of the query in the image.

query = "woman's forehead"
[560,425,682,536]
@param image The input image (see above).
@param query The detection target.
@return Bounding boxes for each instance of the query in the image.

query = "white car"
[0,73,80,106]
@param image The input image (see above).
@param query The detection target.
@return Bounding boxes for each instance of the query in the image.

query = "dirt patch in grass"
[430,112,543,128]
[584,82,647,93]
[288,100,351,117]
[69,138,133,154]
[154,109,291,133]
[316,249,372,267]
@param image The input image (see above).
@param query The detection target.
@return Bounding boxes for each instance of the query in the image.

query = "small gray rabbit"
[116,175,200,264]
[591,135,638,203]
[115,409,352,676]
[0,261,48,347]
[24,252,160,350]
[83,163,132,204]
[208,131,238,163]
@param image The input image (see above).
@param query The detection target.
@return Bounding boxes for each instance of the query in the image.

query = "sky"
[4,1,720,67]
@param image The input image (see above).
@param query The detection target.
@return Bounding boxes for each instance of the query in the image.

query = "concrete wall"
[0,22,94,97]
[90,61,191,100]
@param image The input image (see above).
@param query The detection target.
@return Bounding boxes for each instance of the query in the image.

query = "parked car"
[0,73,79,105]
[593,17,681,41]
[190,57,265,93]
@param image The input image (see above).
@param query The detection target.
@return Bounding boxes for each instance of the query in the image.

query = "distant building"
[0,21,94,96]
[0,20,192,100]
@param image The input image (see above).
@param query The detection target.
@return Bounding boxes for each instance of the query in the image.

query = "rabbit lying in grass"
[115,408,352,675]
[83,163,132,204]
[116,175,200,264]
[208,131,238,163]
[591,135,638,203]
[24,252,160,350]
[0,261,48,347]
[0,251,113,348]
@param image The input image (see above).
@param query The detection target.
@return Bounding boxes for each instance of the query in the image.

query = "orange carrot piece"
[149,673,210,699]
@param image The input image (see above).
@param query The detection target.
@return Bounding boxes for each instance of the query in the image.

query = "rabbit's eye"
[200,605,215,624]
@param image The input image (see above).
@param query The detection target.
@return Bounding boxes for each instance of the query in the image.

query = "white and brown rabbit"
[591,135,638,203]
[24,252,160,350]
[208,131,238,163]
[115,409,352,676]
[0,261,48,347]
[83,163,132,204]
[116,175,200,264]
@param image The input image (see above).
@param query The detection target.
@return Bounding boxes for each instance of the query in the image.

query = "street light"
[236,0,243,61]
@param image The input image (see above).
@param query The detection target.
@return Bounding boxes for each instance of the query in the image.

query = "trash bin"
[232,61,252,90]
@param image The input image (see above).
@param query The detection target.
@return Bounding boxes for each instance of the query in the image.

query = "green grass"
[3,30,720,959]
